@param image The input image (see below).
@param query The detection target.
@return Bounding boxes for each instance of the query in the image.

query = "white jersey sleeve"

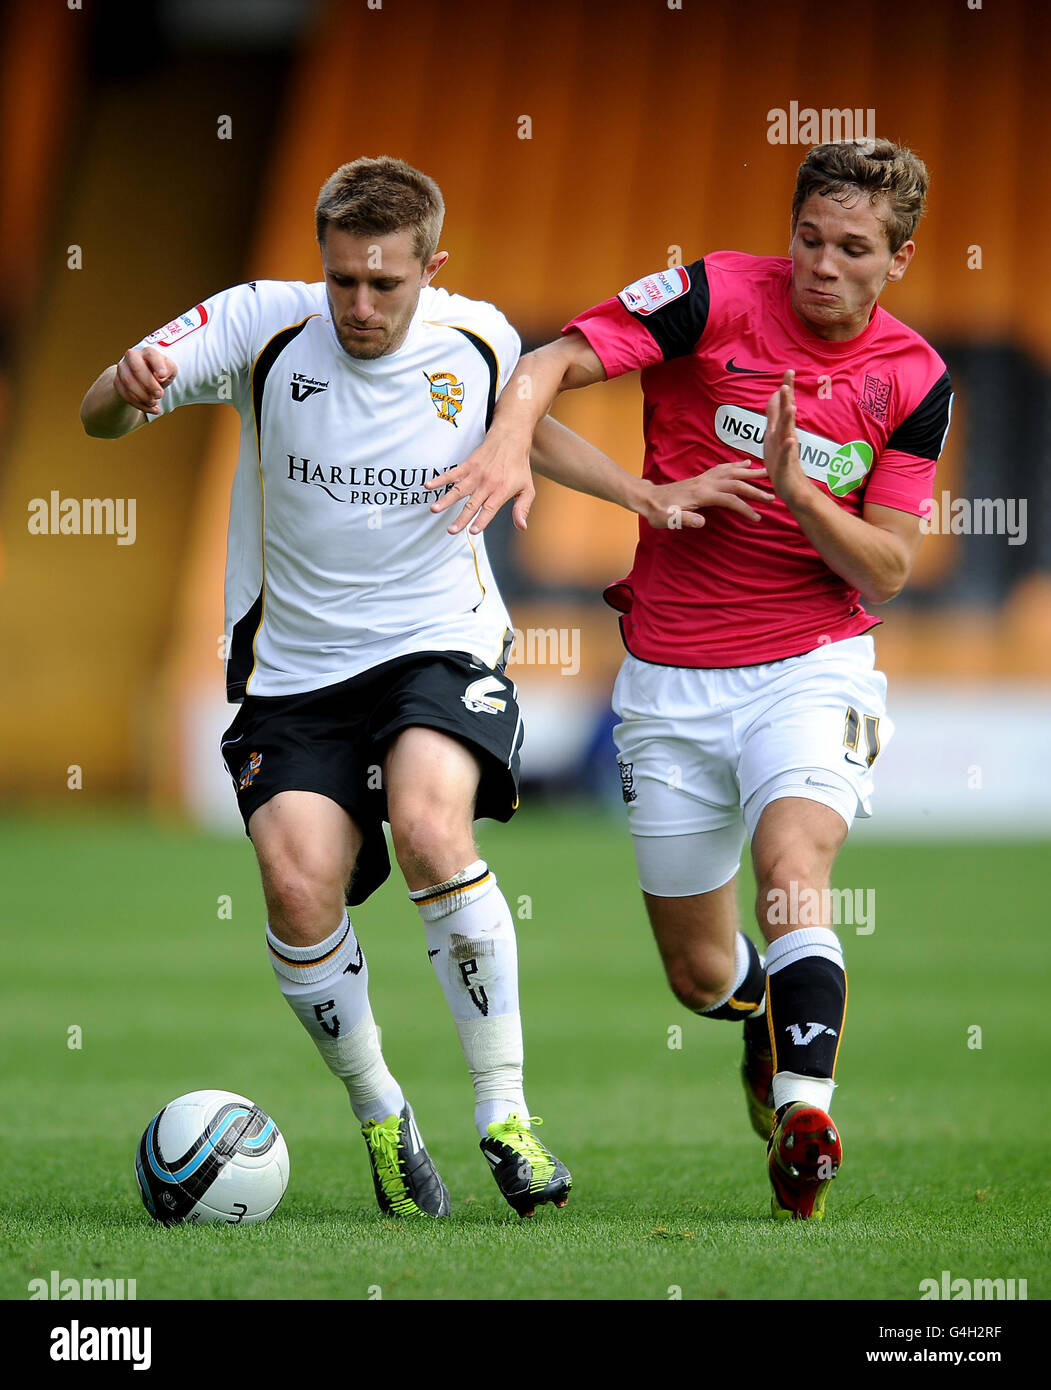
[132,280,320,418]
[133,283,258,416]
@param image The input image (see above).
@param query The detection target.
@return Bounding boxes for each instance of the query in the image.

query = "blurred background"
[1,0,1049,839]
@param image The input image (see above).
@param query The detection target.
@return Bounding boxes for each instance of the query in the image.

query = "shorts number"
[844,706,880,767]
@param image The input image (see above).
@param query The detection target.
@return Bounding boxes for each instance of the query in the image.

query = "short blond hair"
[792,139,929,252]
[314,156,445,263]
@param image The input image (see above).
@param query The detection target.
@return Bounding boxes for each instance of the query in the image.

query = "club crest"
[424,370,465,426]
[238,751,263,790]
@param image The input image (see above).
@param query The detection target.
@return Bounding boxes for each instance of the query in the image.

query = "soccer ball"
[135,1089,289,1226]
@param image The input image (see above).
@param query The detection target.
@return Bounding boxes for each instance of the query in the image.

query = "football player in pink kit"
[432,140,952,1219]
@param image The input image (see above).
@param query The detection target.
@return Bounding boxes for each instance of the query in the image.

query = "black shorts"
[219,652,523,906]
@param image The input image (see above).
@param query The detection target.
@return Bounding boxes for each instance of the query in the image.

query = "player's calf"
[267,913,449,1215]
[679,931,774,1142]
[759,925,847,1215]
[762,925,845,1114]
[409,859,571,1215]
[410,859,529,1135]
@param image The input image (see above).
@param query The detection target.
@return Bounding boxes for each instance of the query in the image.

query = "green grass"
[1,807,1049,1300]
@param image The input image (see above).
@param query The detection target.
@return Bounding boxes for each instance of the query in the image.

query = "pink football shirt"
[564,252,952,667]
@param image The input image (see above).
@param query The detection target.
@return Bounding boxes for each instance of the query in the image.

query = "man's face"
[320,226,447,359]
[789,191,914,341]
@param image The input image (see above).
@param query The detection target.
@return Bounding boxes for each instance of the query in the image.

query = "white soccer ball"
[135,1089,289,1226]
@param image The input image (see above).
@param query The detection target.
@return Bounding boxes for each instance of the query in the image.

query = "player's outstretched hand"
[640,459,770,529]
[764,370,806,504]
[114,347,178,416]
[429,432,534,535]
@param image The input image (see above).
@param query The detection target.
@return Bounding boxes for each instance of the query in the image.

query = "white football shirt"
[137,280,520,699]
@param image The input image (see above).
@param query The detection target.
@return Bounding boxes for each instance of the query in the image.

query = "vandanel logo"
[290,372,329,402]
[714,404,873,496]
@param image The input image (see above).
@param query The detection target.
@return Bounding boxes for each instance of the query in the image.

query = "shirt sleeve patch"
[618,266,690,316]
[141,304,209,348]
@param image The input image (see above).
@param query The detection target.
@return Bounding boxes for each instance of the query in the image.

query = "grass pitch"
[1,807,1048,1301]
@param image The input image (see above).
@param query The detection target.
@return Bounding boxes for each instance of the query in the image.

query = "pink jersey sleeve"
[562,296,665,379]
[864,366,953,515]
[562,263,709,379]
[863,450,939,515]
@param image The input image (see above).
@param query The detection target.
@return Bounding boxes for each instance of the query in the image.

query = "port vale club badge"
[424,370,465,426]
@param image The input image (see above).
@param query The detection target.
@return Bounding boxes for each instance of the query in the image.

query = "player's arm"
[80,348,178,438]
[431,330,605,534]
[764,371,923,603]
[531,415,768,530]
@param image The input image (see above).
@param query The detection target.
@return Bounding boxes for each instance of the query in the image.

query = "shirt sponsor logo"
[424,370,465,425]
[618,266,690,316]
[285,455,455,507]
[290,372,329,401]
[714,404,873,496]
[141,305,208,348]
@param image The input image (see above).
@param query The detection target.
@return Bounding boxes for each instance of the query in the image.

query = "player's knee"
[665,949,735,1013]
[260,859,345,944]
[389,808,472,885]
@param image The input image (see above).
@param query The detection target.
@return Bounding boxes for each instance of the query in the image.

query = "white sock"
[267,913,405,1125]
[771,1071,836,1112]
[410,860,527,1136]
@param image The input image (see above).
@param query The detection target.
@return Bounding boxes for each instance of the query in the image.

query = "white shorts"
[611,634,893,896]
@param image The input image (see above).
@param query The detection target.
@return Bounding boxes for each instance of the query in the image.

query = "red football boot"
[768,1101,842,1220]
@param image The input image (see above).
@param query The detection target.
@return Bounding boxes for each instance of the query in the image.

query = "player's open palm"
[429,432,534,535]
[115,346,178,416]
[642,459,770,529]
[764,370,807,505]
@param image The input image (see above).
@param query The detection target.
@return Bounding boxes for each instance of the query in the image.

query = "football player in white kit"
[80,157,570,1220]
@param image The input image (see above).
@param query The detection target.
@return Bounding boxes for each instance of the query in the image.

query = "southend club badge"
[424,370,465,426]
[859,373,891,423]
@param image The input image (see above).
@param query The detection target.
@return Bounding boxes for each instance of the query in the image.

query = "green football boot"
[361,1103,450,1217]
[480,1114,571,1218]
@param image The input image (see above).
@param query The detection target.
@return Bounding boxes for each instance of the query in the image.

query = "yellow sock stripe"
[830,969,848,1077]
[413,869,491,908]
[267,921,350,970]
[765,975,777,1072]
[727,995,762,1013]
